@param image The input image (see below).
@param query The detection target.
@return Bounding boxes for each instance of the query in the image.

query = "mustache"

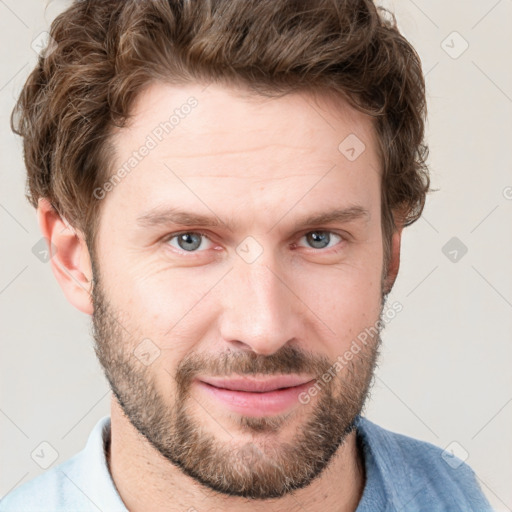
[174,344,333,392]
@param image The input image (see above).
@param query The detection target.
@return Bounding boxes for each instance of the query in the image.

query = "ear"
[383,225,403,296]
[37,198,94,315]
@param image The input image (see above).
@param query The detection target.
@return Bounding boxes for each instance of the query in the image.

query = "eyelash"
[163,230,346,255]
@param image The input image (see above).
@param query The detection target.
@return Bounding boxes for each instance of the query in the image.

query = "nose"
[218,250,301,356]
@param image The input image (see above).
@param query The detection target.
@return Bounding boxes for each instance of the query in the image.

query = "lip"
[198,375,315,392]
[195,375,316,416]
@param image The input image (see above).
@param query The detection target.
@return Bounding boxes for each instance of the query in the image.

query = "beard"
[91,263,384,500]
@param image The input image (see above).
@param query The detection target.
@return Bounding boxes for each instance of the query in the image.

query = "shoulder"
[355,416,493,511]
[0,416,125,512]
[0,455,89,512]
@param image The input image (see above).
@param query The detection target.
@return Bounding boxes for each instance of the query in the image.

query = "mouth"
[198,375,315,392]
[194,375,316,416]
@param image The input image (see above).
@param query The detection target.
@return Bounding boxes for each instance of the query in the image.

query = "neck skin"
[106,398,366,512]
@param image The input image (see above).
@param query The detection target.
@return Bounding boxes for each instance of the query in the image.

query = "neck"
[107,400,366,512]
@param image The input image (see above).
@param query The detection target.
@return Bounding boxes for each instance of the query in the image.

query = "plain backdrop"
[1,0,511,510]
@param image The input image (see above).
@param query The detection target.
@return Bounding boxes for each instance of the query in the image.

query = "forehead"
[104,81,381,224]
[122,81,376,147]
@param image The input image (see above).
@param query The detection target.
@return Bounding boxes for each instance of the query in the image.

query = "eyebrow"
[135,205,370,232]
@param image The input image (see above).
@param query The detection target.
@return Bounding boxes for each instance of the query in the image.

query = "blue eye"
[166,232,212,252]
[165,230,343,255]
[299,231,343,250]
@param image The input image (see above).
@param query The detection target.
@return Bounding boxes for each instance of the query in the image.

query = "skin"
[38,81,402,512]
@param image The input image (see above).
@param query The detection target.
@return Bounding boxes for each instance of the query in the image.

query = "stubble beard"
[91,263,384,500]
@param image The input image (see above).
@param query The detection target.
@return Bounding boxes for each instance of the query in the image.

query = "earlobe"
[37,198,94,315]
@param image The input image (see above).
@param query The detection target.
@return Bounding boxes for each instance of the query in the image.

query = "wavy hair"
[12,0,430,268]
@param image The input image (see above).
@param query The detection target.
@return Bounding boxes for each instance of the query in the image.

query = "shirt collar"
[73,415,128,511]
[81,414,395,512]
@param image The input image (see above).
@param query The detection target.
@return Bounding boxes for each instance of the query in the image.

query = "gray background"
[1,0,511,509]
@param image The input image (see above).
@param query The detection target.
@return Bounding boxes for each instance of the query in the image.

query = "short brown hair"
[12,0,430,270]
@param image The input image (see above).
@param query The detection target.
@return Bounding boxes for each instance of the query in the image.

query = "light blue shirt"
[0,415,493,511]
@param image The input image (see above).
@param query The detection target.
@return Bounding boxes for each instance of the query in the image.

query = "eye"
[165,231,213,252]
[164,229,344,255]
[297,230,343,250]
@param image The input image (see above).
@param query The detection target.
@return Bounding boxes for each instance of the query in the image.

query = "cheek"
[294,255,383,345]
[119,266,217,348]
[95,255,196,359]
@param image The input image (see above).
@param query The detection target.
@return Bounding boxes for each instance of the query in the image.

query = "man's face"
[91,82,390,499]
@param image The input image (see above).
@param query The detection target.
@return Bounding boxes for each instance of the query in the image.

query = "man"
[1,0,493,511]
